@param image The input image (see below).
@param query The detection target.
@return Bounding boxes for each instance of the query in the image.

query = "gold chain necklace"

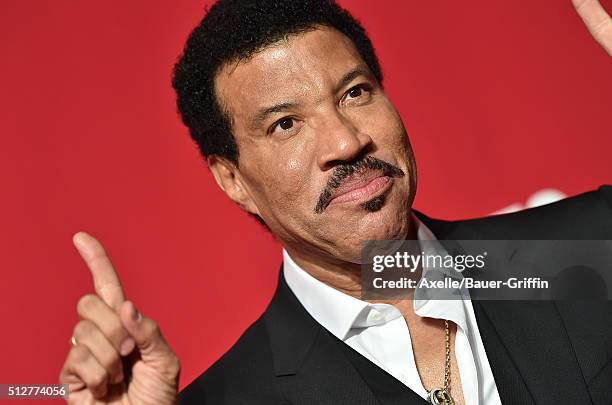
[427,320,455,405]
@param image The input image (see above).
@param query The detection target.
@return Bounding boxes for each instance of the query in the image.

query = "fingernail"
[120,338,135,356]
[72,233,86,249]
[130,303,141,321]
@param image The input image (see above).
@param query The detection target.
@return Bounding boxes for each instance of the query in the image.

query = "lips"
[313,155,406,214]
[327,170,391,206]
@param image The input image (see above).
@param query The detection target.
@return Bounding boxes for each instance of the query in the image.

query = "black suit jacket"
[180,185,612,404]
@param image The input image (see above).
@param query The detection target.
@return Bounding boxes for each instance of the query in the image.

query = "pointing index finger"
[572,0,612,56]
[73,231,126,310]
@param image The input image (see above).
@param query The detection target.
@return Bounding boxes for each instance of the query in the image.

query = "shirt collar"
[283,249,371,340]
[411,215,469,333]
[283,213,470,340]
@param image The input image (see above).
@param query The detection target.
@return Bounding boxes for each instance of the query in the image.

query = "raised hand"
[572,0,612,56]
[59,232,180,404]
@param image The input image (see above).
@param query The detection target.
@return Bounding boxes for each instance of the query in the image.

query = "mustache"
[314,155,405,214]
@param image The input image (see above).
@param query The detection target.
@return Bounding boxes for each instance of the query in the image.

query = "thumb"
[118,301,180,379]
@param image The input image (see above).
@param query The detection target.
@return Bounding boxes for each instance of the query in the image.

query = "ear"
[207,155,261,216]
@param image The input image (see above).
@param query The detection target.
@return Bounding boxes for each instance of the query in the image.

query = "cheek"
[351,95,396,130]
[277,156,310,204]
[259,148,312,211]
[381,103,405,136]
[359,102,407,148]
[287,158,302,171]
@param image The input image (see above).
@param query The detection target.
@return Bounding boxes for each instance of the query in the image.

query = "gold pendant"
[428,387,455,405]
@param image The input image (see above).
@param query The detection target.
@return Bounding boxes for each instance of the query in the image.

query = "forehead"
[214,27,368,126]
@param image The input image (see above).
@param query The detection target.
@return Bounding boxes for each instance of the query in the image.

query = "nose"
[316,112,373,171]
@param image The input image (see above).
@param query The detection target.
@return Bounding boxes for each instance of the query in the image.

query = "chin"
[311,184,413,262]
[358,217,405,242]
[358,189,411,238]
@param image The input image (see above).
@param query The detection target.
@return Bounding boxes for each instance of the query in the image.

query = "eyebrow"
[252,101,300,130]
[250,66,372,130]
[335,66,371,94]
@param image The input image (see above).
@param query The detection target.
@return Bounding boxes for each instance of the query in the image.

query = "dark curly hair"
[172,0,383,166]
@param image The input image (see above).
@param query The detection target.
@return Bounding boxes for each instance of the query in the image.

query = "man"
[59,0,612,404]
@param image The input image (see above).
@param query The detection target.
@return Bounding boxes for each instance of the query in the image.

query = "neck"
[284,215,419,306]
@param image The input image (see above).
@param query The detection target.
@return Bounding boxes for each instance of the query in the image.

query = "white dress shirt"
[283,215,502,405]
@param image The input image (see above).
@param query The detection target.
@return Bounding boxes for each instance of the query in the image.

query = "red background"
[1,0,610,402]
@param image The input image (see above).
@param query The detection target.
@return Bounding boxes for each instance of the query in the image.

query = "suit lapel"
[265,269,430,405]
[335,338,430,405]
[415,210,593,404]
[474,300,592,404]
[264,270,382,405]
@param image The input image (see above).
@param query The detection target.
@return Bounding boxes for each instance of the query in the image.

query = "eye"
[269,116,301,136]
[347,86,363,99]
[278,117,294,130]
[342,84,373,104]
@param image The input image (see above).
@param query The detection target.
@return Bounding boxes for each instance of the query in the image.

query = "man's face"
[214,27,417,264]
